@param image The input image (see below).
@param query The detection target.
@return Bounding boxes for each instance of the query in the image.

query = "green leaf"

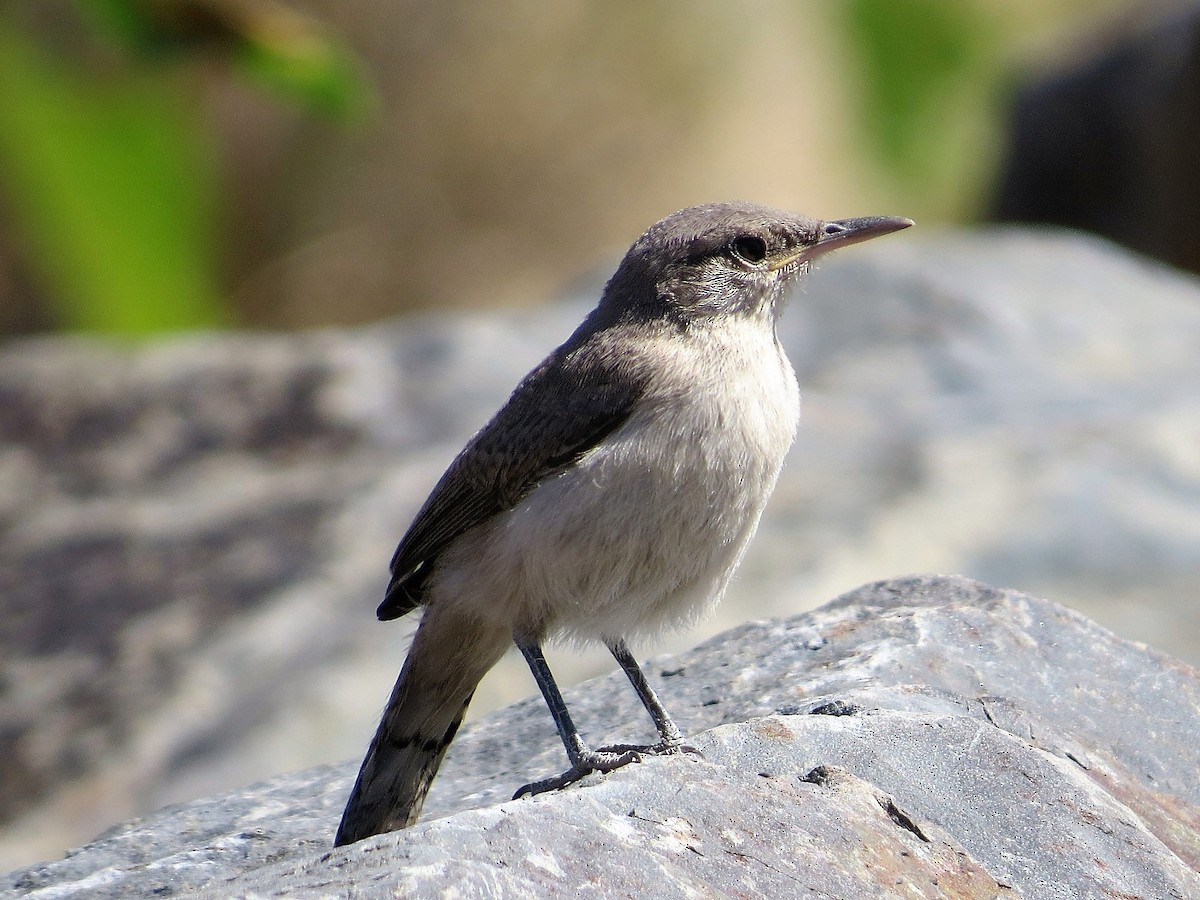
[80,0,372,121]
[236,27,372,122]
[0,18,229,334]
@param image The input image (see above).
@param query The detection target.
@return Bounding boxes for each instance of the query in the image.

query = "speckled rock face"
[6,575,1200,898]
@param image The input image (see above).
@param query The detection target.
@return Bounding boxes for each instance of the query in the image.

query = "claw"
[512,747,641,799]
[594,740,703,759]
[512,741,706,800]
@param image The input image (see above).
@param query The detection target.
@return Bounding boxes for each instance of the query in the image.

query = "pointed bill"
[768,215,914,271]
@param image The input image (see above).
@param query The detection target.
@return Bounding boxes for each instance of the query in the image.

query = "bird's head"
[601,202,912,325]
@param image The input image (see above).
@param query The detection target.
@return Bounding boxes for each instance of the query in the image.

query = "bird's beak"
[768,215,914,271]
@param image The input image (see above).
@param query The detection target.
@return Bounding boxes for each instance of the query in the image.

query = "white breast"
[435,318,800,645]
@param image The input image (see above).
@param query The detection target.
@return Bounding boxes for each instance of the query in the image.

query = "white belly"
[434,320,800,644]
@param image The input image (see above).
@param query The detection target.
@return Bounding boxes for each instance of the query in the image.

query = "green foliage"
[0,2,368,335]
[840,0,1002,218]
[80,0,372,120]
[0,18,226,334]
[235,27,370,122]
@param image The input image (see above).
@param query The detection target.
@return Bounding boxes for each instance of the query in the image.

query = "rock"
[4,228,1200,868]
[6,575,1200,898]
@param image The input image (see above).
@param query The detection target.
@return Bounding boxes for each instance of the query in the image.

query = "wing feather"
[376,340,646,620]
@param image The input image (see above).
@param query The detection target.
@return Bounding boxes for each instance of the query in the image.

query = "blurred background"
[1,0,1185,338]
[4,0,1200,877]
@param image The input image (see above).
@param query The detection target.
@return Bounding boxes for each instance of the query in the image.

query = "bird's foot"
[594,739,704,759]
[512,739,705,800]
[512,747,641,799]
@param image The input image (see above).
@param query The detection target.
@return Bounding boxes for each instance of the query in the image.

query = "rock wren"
[334,202,911,846]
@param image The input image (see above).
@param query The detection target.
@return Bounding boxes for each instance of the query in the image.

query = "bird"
[334,202,912,846]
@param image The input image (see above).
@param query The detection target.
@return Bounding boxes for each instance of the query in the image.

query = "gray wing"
[377,344,646,620]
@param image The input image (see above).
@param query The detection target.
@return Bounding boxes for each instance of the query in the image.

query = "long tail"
[334,608,510,846]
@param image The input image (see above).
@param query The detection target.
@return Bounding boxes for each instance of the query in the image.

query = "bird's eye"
[730,235,768,265]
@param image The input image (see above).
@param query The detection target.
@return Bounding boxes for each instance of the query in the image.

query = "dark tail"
[334,609,510,846]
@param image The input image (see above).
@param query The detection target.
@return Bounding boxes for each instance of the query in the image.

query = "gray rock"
[4,228,1200,868]
[6,575,1200,898]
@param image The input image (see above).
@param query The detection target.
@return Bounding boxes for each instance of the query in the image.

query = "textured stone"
[6,576,1200,898]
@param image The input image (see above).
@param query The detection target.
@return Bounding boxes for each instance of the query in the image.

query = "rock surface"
[4,228,1200,867]
[6,575,1200,898]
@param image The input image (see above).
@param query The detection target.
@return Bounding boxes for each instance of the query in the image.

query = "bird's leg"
[598,639,702,757]
[513,635,640,799]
